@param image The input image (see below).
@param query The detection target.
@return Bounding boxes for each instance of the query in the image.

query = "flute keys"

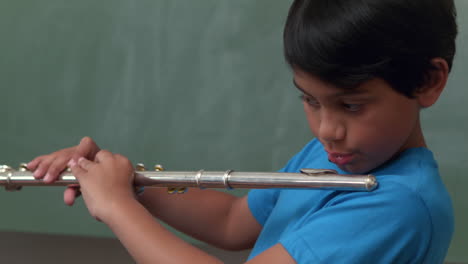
[167,187,187,194]
[19,163,29,171]
[0,165,22,191]
[0,165,13,173]
[136,163,146,171]
[158,165,176,194]
[155,164,187,194]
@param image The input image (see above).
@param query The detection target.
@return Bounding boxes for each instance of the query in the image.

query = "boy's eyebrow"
[293,79,313,97]
[292,79,368,98]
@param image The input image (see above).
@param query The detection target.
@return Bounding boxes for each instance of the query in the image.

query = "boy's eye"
[299,94,320,107]
[343,103,361,112]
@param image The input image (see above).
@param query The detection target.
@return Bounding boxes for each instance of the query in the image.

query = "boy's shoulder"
[284,138,440,184]
[279,138,326,173]
[284,139,452,218]
[273,139,453,262]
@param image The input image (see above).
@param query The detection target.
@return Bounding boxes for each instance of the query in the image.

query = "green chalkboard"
[0,0,467,262]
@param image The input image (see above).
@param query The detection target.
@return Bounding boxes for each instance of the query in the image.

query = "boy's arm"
[26,136,261,250]
[67,151,294,264]
[109,193,296,264]
[137,188,261,250]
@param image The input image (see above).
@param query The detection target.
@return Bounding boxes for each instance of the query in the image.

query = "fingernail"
[33,169,42,178]
[68,159,76,167]
[43,173,51,182]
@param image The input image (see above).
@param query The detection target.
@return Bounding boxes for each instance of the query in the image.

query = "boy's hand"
[69,151,135,222]
[26,137,101,205]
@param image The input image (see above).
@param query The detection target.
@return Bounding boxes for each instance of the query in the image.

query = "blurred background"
[0,0,467,263]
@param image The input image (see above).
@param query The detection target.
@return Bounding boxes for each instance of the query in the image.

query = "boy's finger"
[95,150,113,163]
[63,186,81,206]
[27,156,43,170]
[44,156,71,183]
[70,159,90,179]
[77,157,95,171]
[33,157,55,179]
[72,137,101,162]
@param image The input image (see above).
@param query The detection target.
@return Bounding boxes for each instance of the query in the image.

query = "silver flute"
[0,164,378,193]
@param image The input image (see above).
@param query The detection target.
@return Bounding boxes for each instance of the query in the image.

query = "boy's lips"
[327,151,355,166]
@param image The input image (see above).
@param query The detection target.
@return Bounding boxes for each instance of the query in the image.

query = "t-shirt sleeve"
[279,184,433,264]
[247,139,322,226]
[248,188,280,226]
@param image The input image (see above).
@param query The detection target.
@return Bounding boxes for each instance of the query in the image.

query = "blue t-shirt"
[247,139,453,263]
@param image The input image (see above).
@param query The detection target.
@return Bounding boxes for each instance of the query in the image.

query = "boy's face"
[293,70,425,174]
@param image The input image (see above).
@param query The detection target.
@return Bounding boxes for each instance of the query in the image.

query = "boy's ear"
[415,58,449,108]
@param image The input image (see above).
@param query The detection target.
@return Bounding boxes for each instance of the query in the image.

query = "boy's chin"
[337,163,375,175]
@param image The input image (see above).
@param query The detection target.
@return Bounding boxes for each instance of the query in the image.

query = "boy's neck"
[396,117,427,156]
[370,118,426,173]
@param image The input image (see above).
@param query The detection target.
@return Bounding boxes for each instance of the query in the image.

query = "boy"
[27,0,457,263]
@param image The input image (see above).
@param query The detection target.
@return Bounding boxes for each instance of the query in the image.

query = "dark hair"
[284,0,458,97]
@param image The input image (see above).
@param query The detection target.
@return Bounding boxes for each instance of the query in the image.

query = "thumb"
[77,157,95,171]
[70,157,92,179]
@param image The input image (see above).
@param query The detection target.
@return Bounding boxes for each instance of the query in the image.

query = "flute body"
[0,165,378,192]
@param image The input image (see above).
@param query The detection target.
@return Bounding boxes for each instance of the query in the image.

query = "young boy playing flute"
[28,0,458,263]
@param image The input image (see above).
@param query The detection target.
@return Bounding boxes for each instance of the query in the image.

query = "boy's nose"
[317,115,345,143]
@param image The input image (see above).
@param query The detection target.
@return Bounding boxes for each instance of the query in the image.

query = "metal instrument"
[0,163,378,193]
